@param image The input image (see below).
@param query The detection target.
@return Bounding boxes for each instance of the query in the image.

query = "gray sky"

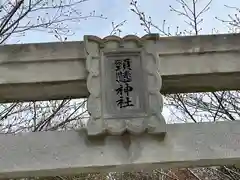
[6,0,240,44]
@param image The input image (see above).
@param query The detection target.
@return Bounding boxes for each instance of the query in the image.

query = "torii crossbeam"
[0,33,240,178]
[0,33,239,102]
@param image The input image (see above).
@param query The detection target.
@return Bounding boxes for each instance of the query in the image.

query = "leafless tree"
[127,0,240,179]
[0,0,107,179]
[0,0,108,134]
[110,20,127,36]
[216,4,240,33]
[0,0,106,43]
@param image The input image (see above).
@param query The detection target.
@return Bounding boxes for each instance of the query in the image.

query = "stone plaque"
[84,34,166,136]
[102,51,148,119]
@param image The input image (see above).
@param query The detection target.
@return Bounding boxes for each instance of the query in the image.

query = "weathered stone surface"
[84,34,166,136]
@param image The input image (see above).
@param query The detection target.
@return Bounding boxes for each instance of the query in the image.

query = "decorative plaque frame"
[84,34,166,136]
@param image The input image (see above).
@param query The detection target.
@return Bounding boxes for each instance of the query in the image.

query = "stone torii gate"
[0,33,240,179]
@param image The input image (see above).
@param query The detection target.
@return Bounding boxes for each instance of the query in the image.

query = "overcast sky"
[6,0,240,44]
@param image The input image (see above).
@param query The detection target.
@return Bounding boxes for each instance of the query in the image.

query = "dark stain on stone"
[76,128,106,146]
[121,132,131,152]
[149,132,167,142]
